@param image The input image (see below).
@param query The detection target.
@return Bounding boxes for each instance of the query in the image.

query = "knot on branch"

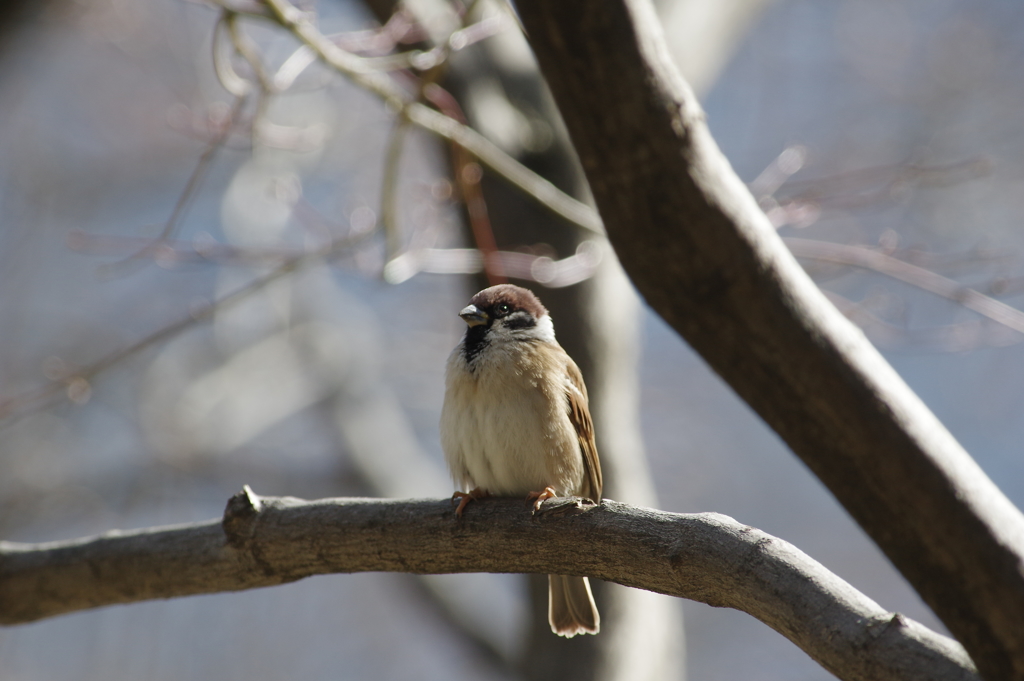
[533,495,600,517]
[222,484,263,548]
[866,611,909,640]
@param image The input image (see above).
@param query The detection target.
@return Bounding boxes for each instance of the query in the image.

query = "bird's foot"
[451,488,489,517]
[526,486,558,512]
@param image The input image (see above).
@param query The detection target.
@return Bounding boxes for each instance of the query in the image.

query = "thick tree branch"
[512,2,1024,679]
[0,490,975,681]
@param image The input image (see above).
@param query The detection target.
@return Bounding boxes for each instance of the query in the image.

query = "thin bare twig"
[237,0,603,234]
[379,117,410,262]
[98,10,259,280]
[420,81,507,285]
[759,153,992,229]
[785,237,1024,336]
[68,230,324,266]
[382,242,602,287]
[0,226,378,428]
[213,12,256,96]
[97,97,246,280]
[822,290,1023,351]
[777,157,992,206]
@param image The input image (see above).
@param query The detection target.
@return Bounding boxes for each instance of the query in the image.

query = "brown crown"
[469,284,548,319]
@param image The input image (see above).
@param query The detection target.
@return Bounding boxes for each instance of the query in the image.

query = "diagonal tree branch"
[512,1,1024,680]
[0,489,976,681]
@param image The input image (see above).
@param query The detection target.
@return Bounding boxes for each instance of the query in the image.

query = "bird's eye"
[495,303,511,317]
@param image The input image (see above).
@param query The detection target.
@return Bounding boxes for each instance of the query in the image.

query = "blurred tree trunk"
[359,1,768,679]
[442,50,676,681]
[361,1,678,679]
[442,49,676,681]
[0,0,48,53]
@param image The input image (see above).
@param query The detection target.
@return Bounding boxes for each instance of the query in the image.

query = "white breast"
[440,339,584,497]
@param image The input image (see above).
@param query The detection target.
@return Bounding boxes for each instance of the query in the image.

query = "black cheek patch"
[503,314,537,330]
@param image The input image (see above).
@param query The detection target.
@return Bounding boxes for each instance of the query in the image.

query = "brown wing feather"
[565,358,603,501]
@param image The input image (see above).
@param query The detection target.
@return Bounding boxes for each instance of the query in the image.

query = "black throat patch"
[462,324,490,364]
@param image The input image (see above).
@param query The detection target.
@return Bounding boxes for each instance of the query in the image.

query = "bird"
[440,283,602,637]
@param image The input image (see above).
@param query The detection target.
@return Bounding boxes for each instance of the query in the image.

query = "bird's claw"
[451,488,489,517]
[526,486,558,512]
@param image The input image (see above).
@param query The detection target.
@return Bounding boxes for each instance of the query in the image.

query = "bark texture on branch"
[512,2,1024,679]
[1,490,976,681]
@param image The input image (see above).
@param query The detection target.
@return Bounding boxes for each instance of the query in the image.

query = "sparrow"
[440,284,602,637]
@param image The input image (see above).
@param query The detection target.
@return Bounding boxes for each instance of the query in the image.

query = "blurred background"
[2,0,1024,679]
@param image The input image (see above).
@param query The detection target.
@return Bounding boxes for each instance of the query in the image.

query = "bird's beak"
[459,304,489,327]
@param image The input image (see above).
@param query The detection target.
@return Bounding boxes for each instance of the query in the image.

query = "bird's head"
[459,284,555,347]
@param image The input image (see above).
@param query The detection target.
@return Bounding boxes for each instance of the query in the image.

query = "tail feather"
[548,574,600,637]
